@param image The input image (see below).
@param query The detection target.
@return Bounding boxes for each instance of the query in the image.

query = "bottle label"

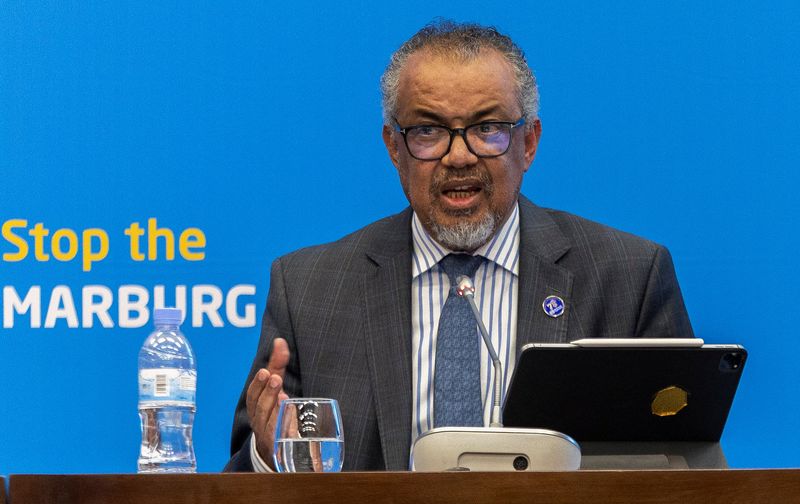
[139,368,196,404]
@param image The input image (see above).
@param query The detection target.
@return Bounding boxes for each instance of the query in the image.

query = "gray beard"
[427,211,498,252]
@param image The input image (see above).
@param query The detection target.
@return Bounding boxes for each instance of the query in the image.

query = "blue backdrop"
[2,1,799,474]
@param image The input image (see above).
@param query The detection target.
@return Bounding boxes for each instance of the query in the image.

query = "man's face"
[383,49,541,251]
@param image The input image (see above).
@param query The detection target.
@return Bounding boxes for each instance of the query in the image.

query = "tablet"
[502,342,747,442]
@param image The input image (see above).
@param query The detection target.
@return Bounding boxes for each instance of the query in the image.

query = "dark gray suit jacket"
[225,196,693,471]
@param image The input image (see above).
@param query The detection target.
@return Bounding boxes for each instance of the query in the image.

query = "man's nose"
[442,132,478,168]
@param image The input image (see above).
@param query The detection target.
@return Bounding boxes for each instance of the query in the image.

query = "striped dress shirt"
[410,203,520,444]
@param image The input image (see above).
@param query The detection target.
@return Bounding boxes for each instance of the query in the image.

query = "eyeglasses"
[393,118,525,161]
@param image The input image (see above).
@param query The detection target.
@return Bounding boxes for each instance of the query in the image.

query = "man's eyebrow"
[407,105,508,125]
[470,105,505,120]
[408,110,448,124]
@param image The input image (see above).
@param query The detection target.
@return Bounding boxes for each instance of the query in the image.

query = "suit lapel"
[516,198,575,348]
[361,209,413,470]
[358,200,575,468]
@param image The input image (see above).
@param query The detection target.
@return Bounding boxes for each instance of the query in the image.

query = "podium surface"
[9,470,800,504]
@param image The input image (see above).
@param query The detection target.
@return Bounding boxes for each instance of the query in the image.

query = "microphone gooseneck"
[456,275,503,428]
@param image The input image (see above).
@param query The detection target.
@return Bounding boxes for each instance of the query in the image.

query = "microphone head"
[455,275,475,297]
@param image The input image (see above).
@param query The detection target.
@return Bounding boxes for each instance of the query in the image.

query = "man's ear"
[383,124,401,168]
[523,119,542,169]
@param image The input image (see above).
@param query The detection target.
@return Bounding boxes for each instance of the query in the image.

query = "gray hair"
[380,19,539,125]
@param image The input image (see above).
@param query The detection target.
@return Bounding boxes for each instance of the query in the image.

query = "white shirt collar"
[411,203,520,278]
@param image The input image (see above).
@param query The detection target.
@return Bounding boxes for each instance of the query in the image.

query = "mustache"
[429,168,494,195]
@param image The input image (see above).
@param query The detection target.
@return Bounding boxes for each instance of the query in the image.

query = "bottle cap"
[153,308,183,326]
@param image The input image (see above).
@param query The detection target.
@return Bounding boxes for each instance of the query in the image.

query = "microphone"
[456,275,502,428]
[410,272,581,472]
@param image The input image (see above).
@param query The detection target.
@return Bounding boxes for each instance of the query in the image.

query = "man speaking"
[225,20,693,472]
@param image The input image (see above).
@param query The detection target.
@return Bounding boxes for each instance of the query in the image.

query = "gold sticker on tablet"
[651,386,688,417]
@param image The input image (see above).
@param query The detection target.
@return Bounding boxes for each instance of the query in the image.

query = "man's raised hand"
[246,338,290,469]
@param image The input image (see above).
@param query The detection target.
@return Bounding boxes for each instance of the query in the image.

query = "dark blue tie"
[433,253,485,427]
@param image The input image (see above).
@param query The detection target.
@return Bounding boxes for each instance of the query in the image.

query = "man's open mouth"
[442,185,482,199]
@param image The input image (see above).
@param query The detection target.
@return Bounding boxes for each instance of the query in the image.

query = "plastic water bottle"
[137,308,197,473]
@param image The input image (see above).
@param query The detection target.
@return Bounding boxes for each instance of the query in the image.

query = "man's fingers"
[245,368,270,419]
[267,338,290,377]
[254,373,283,429]
[252,374,283,466]
[243,340,291,468]
[246,338,289,419]
[246,370,282,425]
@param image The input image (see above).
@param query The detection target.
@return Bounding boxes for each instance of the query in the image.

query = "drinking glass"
[273,398,344,472]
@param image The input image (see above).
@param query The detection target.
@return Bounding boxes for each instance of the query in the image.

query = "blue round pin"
[542,295,565,318]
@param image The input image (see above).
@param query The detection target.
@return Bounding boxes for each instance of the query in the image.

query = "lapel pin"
[542,295,565,318]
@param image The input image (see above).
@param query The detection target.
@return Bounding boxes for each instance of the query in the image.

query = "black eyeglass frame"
[393,117,526,161]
